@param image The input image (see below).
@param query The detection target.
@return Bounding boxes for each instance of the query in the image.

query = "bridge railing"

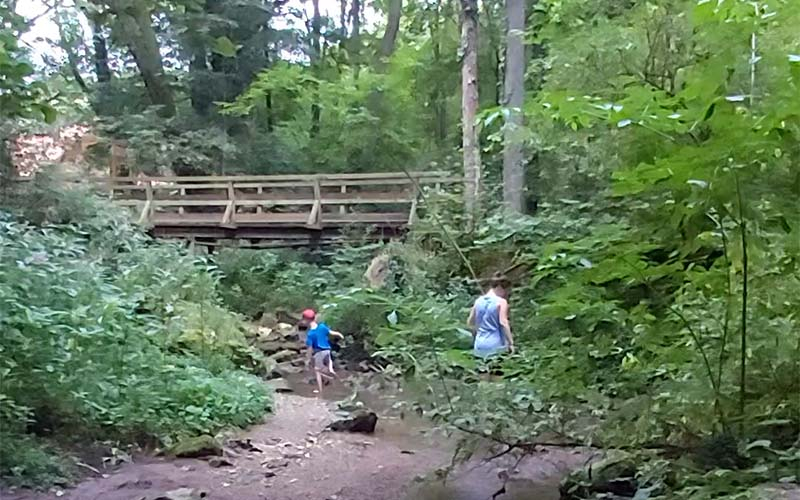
[98,171,459,229]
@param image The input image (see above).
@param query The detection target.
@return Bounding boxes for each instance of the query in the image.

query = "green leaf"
[212,36,238,58]
[745,440,772,451]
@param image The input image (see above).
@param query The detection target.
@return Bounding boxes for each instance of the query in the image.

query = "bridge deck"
[101,171,458,246]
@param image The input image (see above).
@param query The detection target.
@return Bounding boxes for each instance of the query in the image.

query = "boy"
[301,309,344,396]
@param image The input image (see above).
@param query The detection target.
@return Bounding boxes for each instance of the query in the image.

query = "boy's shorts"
[313,350,332,371]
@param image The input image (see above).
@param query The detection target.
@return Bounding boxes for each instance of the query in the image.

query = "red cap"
[301,309,316,320]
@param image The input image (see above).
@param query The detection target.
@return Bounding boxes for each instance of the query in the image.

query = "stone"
[207,457,234,468]
[275,362,304,375]
[154,488,206,500]
[364,254,391,289]
[263,458,290,469]
[257,340,300,355]
[268,349,298,364]
[327,412,378,434]
[559,451,640,500]
[266,377,294,393]
[167,435,222,458]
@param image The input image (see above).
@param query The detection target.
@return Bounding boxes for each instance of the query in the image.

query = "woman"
[467,272,514,358]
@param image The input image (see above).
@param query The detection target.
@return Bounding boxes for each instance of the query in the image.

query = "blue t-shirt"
[306,323,331,352]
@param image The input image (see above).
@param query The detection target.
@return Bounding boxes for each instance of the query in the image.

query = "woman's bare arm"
[498,300,514,352]
[467,305,476,337]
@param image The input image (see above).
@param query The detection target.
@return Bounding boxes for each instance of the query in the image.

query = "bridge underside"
[150,220,407,248]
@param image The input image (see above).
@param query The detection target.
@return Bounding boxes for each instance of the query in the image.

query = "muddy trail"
[2,368,588,500]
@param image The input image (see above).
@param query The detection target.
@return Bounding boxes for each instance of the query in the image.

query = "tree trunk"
[310,0,322,136]
[340,0,348,39]
[107,1,175,117]
[430,0,446,143]
[379,0,402,58]
[460,0,481,225]
[91,19,112,83]
[482,0,502,106]
[502,0,526,213]
[189,51,209,115]
[349,0,361,38]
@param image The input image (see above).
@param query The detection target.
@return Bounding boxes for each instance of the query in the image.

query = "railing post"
[307,176,322,228]
[178,187,186,215]
[221,180,236,227]
[137,181,153,226]
[408,196,418,226]
[339,184,346,214]
[256,186,263,214]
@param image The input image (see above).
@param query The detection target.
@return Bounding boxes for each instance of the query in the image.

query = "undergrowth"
[0,178,271,488]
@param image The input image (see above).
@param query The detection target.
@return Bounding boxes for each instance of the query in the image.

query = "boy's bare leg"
[315,369,324,396]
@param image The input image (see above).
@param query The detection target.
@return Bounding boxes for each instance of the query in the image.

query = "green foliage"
[0,432,72,488]
[0,186,271,487]
[0,6,55,123]
[214,248,333,318]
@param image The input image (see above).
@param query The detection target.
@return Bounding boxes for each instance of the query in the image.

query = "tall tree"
[102,0,175,117]
[310,0,322,135]
[459,0,480,223]
[379,0,402,58]
[349,0,361,38]
[91,18,112,84]
[501,0,525,212]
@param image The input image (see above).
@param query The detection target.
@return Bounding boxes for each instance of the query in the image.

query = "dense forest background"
[1,0,799,497]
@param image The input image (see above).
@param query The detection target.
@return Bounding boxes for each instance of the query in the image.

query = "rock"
[116,479,153,489]
[207,457,234,468]
[327,412,378,434]
[229,439,263,453]
[264,471,276,478]
[154,487,207,500]
[559,451,639,500]
[167,435,222,458]
[263,458,290,469]
[281,450,304,460]
[364,254,391,289]
[258,312,278,327]
[257,340,300,355]
[266,377,294,393]
[268,349,298,364]
[275,362,304,375]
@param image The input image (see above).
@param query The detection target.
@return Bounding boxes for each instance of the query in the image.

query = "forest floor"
[2,374,588,500]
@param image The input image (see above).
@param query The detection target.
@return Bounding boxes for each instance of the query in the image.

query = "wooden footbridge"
[100,171,459,247]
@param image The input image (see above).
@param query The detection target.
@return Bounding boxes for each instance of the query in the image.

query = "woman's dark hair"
[489,271,510,289]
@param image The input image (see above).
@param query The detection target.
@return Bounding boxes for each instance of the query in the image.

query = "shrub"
[0,187,271,487]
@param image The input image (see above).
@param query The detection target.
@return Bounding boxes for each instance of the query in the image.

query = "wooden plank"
[101,171,453,183]
[117,195,415,208]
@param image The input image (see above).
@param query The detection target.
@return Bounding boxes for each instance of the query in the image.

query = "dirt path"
[3,387,589,500]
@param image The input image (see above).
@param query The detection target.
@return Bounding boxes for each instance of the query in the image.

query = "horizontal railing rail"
[94,171,460,229]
